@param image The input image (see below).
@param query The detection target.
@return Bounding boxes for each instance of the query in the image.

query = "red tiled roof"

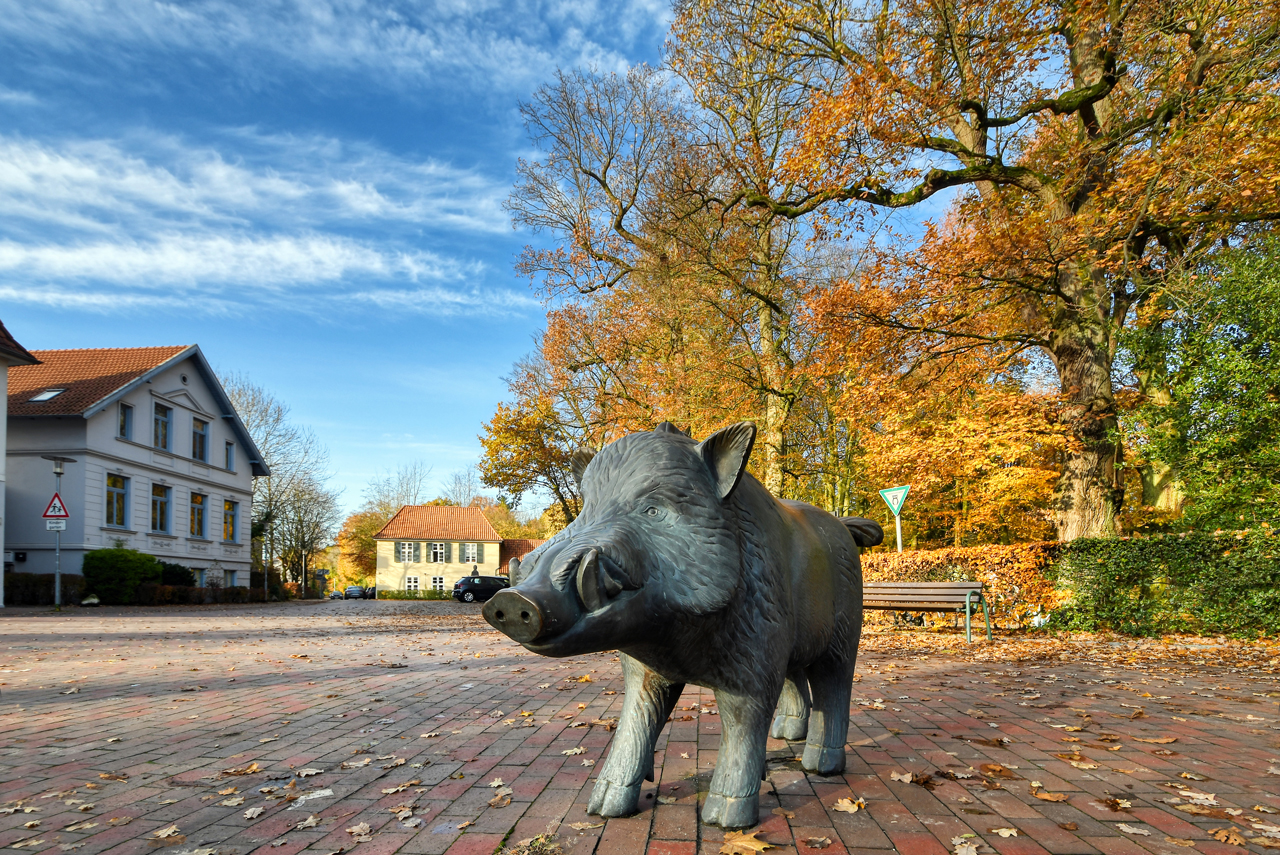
[374,506,502,542]
[499,538,546,571]
[0,319,38,366]
[8,346,190,416]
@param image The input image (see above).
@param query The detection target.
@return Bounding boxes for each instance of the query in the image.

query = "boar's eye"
[645,506,661,517]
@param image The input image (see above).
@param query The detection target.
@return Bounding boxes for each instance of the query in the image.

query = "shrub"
[3,572,85,606]
[159,562,196,587]
[377,589,454,600]
[81,548,162,605]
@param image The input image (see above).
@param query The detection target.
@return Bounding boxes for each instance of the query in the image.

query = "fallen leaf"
[295,815,320,830]
[1133,737,1177,744]
[244,807,265,819]
[12,839,45,849]
[567,822,604,830]
[1176,804,1231,818]
[219,796,245,806]
[720,829,774,854]
[1164,836,1197,847]
[1105,798,1133,812]
[221,763,261,777]
[582,759,595,766]
[341,758,370,769]
[832,797,865,814]
[1209,827,1248,846]
[1059,823,1078,831]
[772,808,795,819]
[1070,761,1099,770]
[1034,791,1069,802]
[458,821,473,829]
[890,771,912,783]
[63,822,96,832]
[296,769,324,778]
[488,778,505,788]
[23,821,39,830]
[217,787,239,796]
[989,828,1018,838]
[657,796,677,805]
[561,747,586,756]
[1118,824,1151,836]
[805,837,832,849]
[980,764,1018,780]
[954,844,978,855]
[1181,772,1211,781]
[402,817,422,828]
[76,804,94,812]
[107,816,134,827]
[1253,806,1279,814]
[152,825,181,839]
[99,774,127,783]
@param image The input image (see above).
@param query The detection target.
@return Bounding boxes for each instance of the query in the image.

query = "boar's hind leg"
[703,690,775,830]
[769,668,810,740]
[801,654,855,775]
[588,654,684,818]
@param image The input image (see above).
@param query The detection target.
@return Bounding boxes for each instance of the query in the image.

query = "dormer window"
[28,389,65,402]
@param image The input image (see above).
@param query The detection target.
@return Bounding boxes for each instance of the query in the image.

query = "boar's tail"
[840,516,885,548]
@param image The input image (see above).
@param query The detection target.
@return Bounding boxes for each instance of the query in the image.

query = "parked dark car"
[343,585,365,599]
[453,575,510,603]
[328,590,343,599]
[364,586,376,600]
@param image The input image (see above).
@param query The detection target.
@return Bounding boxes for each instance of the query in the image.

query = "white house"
[5,345,268,585]
[0,319,40,605]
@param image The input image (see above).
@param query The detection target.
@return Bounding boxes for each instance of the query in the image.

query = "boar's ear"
[569,449,596,489]
[654,421,683,435]
[696,422,757,501]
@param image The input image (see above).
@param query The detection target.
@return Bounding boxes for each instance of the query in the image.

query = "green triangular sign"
[879,485,910,517]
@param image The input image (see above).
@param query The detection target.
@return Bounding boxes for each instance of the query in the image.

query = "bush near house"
[3,572,85,606]
[377,589,454,600]
[135,585,264,605]
[862,528,1280,637]
[81,548,162,605]
[159,562,197,587]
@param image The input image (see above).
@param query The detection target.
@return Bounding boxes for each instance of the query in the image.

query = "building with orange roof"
[372,505,544,594]
[0,318,40,605]
[5,344,267,586]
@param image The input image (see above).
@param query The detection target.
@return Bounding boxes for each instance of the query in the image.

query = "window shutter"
[395,541,403,562]
[413,542,421,562]
[445,542,452,563]
[476,542,484,564]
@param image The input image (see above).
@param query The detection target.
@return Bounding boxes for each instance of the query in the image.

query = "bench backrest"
[863,581,983,605]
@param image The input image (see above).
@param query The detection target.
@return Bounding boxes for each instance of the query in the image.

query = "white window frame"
[430,542,447,563]
[119,403,133,440]
[192,418,208,461]
[405,576,420,592]
[154,403,171,450]
[106,474,129,528]
[151,484,171,533]
[461,542,478,563]
[431,576,445,591]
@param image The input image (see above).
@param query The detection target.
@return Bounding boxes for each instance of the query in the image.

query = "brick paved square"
[1,601,1277,855]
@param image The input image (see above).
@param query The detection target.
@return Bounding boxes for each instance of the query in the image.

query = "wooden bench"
[863,581,992,642]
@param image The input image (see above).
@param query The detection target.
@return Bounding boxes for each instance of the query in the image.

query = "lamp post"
[41,456,77,608]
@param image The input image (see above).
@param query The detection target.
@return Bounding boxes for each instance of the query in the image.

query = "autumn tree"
[673,0,1280,539]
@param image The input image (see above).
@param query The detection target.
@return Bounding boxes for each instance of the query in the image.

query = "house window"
[397,542,420,563]
[224,569,237,587]
[430,542,450,563]
[461,542,478,563]
[225,442,235,471]
[119,403,133,439]
[405,576,420,592]
[190,493,206,538]
[28,388,65,402]
[431,576,445,591]
[153,403,171,450]
[106,474,129,528]
[151,484,171,533]
[223,500,238,542]
[192,419,207,461]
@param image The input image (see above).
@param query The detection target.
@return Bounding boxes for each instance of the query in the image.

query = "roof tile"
[0,319,38,366]
[498,538,547,570]
[8,346,190,416]
[374,506,502,542]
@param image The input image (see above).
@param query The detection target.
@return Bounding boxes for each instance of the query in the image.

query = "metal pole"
[894,513,903,553]
[54,469,61,608]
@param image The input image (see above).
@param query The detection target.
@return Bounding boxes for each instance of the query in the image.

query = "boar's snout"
[483,589,547,643]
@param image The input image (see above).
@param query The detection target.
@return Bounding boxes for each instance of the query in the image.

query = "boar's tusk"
[576,549,605,612]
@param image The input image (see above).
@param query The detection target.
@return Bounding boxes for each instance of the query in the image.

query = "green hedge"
[376,589,454,600]
[135,584,265,605]
[3,572,85,606]
[1049,528,1280,637]
[82,548,162,604]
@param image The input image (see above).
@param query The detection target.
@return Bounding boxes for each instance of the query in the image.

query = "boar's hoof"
[587,778,641,817]
[769,712,808,741]
[800,743,846,776]
[482,591,544,644]
[702,792,759,829]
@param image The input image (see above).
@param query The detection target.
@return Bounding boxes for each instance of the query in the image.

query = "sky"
[0,0,672,514]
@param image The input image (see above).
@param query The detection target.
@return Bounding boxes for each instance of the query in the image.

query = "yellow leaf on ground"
[832,797,865,814]
[720,829,774,854]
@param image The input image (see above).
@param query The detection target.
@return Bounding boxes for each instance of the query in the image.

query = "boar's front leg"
[702,688,776,829]
[589,654,684,818]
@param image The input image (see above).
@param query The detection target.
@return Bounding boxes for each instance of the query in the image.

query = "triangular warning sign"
[43,492,69,519]
[878,485,910,517]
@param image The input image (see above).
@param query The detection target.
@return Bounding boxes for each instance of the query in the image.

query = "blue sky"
[0,0,672,513]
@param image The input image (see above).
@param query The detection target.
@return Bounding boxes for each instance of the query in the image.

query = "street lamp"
[41,455,77,608]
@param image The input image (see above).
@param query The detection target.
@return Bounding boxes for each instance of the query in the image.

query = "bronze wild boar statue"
[481,421,882,829]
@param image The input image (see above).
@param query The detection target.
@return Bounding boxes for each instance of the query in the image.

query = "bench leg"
[964,601,972,644]
[982,597,993,642]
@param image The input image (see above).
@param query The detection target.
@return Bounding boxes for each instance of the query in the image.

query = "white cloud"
[0,0,670,93]
[0,85,36,104]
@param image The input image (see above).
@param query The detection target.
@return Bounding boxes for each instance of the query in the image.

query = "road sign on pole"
[878,485,911,553]
[46,519,66,531]
[43,493,69,518]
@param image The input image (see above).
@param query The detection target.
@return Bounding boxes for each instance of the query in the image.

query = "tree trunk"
[1048,321,1123,540]
[1133,363,1186,512]
[758,302,787,497]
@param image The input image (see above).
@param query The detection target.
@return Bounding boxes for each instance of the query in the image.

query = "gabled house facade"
[5,345,268,584]
[372,505,545,593]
